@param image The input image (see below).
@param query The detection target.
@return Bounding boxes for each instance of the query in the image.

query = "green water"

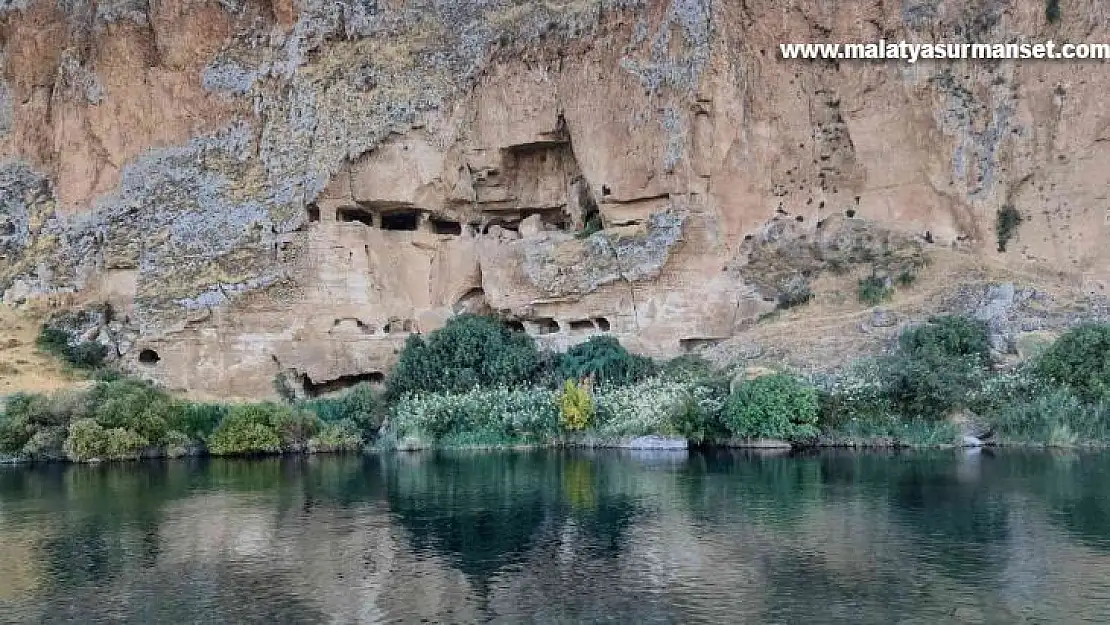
[1,449,1109,623]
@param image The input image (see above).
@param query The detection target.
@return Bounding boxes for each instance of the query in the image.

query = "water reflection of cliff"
[1,451,1109,623]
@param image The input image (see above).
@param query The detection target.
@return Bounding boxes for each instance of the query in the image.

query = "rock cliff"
[1,0,1108,398]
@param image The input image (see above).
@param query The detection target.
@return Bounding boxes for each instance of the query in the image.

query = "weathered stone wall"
[2,0,1109,398]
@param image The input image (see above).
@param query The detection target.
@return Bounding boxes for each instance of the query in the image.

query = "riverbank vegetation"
[4,313,1110,462]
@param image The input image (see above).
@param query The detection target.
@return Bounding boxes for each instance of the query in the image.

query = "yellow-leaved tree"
[558,378,594,431]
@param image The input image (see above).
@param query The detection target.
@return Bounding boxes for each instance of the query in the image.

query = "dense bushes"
[858,275,893,306]
[878,315,991,421]
[302,382,381,436]
[724,374,820,441]
[387,315,543,398]
[10,312,1110,459]
[207,403,326,456]
[36,325,110,370]
[387,386,561,446]
[1034,323,1110,402]
[0,377,368,462]
[555,336,655,387]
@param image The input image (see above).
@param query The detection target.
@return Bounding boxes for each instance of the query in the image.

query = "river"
[1,449,1109,623]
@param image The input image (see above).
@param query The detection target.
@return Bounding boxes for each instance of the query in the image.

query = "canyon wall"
[2,0,1108,398]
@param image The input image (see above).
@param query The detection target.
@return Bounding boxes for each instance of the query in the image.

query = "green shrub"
[308,420,364,453]
[660,355,717,382]
[668,382,729,443]
[1035,323,1110,403]
[35,326,71,355]
[898,315,991,361]
[89,378,185,445]
[777,275,813,309]
[174,403,227,442]
[991,388,1109,445]
[576,215,603,239]
[1046,0,1061,23]
[896,268,917,287]
[388,387,560,445]
[207,403,313,455]
[875,315,992,421]
[63,418,149,462]
[996,205,1023,252]
[302,382,381,436]
[858,274,893,306]
[555,336,655,387]
[35,325,109,369]
[0,391,89,455]
[878,352,985,421]
[723,374,819,441]
[387,315,543,398]
[592,378,689,438]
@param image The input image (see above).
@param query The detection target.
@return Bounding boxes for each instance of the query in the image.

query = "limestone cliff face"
[1,0,1108,398]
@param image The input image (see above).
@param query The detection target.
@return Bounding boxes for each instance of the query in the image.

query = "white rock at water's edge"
[621,436,688,450]
[961,435,983,447]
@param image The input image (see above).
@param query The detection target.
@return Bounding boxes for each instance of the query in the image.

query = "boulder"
[518,214,544,238]
[870,308,897,328]
[621,435,687,450]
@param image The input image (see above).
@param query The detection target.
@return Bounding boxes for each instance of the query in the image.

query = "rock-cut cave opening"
[138,349,161,365]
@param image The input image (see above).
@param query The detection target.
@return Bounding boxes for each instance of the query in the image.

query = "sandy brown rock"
[2,0,1110,399]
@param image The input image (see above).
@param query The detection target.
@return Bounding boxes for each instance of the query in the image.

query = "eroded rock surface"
[2,0,1110,398]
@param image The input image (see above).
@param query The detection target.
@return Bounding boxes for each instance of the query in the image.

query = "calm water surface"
[2,449,1110,624]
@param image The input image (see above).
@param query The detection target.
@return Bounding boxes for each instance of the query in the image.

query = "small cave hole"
[534,318,560,335]
[337,207,375,226]
[307,203,321,222]
[505,320,526,333]
[431,218,462,235]
[593,317,611,332]
[924,231,935,244]
[569,319,595,333]
[601,185,611,196]
[483,221,519,234]
[302,372,385,398]
[138,349,160,365]
[795,215,805,222]
[846,209,857,218]
[380,211,420,231]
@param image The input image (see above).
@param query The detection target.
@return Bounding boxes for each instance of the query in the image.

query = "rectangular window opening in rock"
[337,206,376,226]
[569,320,595,333]
[380,210,420,231]
[430,218,463,235]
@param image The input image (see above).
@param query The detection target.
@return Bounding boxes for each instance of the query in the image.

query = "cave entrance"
[380,211,420,231]
[337,206,375,226]
[138,349,161,365]
[302,372,385,397]
[431,218,463,235]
